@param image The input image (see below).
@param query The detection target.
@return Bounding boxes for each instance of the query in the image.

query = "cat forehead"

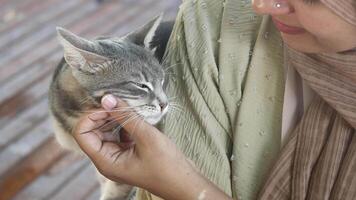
[95,39,154,59]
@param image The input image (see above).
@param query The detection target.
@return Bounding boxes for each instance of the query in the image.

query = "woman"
[73,0,356,199]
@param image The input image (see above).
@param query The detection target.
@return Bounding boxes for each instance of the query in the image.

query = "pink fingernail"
[102,94,117,110]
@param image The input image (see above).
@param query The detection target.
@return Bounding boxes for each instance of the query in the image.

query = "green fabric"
[138,0,285,199]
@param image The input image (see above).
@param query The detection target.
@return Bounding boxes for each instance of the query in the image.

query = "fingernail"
[102,94,117,110]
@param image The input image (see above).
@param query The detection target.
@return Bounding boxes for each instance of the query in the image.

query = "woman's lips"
[272,18,306,35]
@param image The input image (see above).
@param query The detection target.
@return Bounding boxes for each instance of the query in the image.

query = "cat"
[48,15,174,200]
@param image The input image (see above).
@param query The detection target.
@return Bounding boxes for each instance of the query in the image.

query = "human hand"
[73,95,232,200]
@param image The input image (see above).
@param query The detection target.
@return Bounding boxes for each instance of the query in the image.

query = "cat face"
[57,15,169,124]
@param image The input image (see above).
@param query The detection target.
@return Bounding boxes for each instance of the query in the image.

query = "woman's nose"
[252,0,294,15]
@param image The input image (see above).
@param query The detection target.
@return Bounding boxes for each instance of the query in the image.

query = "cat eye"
[131,82,152,91]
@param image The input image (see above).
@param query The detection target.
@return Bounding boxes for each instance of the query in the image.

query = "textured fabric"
[136,0,285,199]
[259,97,356,200]
[287,49,356,128]
[321,0,356,26]
[138,0,356,200]
[281,53,315,145]
[259,1,356,199]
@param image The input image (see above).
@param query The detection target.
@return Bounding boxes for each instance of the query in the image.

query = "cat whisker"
[76,109,130,116]
[107,111,140,123]
[112,125,122,136]
[165,74,177,78]
[167,97,180,101]
[169,106,185,116]
[79,96,93,106]
[166,107,188,125]
[132,115,142,136]
[169,103,185,112]
[163,62,181,72]
[90,112,136,133]
[110,107,137,112]
[164,72,177,76]
[168,104,187,118]
[111,149,123,163]
[74,106,137,115]
[122,116,140,130]
[113,113,140,132]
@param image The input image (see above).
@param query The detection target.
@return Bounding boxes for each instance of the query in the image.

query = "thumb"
[102,94,117,110]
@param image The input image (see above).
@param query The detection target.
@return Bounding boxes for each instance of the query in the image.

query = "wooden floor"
[0,0,179,199]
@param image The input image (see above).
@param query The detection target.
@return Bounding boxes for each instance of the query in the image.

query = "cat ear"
[56,27,109,73]
[124,14,163,52]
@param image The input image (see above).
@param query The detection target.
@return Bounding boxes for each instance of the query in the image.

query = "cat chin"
[145,116,162,125]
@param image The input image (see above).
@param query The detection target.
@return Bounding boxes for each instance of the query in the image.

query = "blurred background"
[0,0,179,199]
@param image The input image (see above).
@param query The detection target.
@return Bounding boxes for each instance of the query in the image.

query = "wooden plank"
[0,119,53,175]
[0,0,61,34]
[0,0,157,142]
[0,0,168,134]
[0,75,51,128]
[0,0,121,83]
[0,0,160,83]
[12,153,90,200]
[0,0,177,144]
[0,53,59,104]
[0,1,132,128]
[0,0,38,26]
[0,0,96,64]
[0,137,66,200]
[109,0,174,36]
[50,164,99,200]
[0,0,83,51]
[0,0,179,199]
[0,99,49,150]
[0,0,180,198]
[0,0,159,104]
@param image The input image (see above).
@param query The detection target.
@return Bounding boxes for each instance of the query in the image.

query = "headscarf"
[321,0,356,26]
[259,0,356,199]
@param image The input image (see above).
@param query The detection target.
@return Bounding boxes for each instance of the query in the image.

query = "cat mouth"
[136,109,167,125]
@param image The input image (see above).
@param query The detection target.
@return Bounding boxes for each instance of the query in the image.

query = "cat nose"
[159,102,167,111]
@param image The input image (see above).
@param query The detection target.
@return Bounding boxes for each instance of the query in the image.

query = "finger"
[73,111,137,178]
[73,115,105,155]
[102,94,117,110]
[98,131,118,142]
[73,115,123,165]
[77,116,107,135]
[88,111,109,121]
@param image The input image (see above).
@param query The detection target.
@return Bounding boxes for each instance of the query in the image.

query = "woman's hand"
[73,95,232,200]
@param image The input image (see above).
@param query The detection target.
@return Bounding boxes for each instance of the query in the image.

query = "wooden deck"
[0,0,179,199]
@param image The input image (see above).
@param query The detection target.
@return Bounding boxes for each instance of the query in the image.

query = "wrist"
[145,159,231,200]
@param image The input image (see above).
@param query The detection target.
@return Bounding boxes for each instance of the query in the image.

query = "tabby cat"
[48,15,174,200]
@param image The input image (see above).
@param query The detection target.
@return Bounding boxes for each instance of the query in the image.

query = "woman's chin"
[281,34,324,53]
[281,33,352,54]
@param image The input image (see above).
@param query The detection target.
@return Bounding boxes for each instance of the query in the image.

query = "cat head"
[56,15,168,124]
